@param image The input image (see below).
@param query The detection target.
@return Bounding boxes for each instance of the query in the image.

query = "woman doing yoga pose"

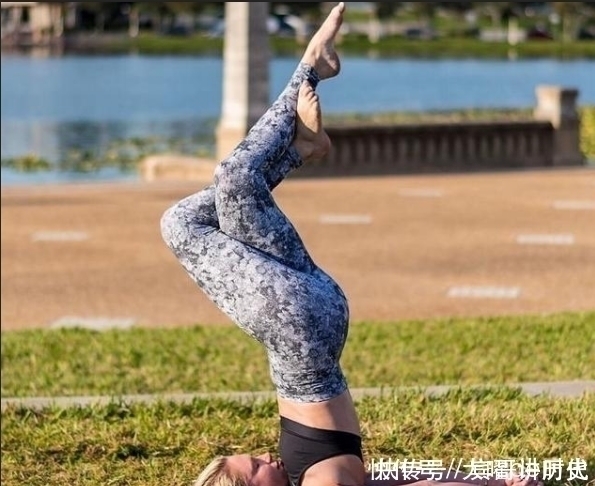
[161,4,544,486]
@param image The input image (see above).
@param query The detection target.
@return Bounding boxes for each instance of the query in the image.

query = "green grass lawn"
[336,37,595,59]
[99,33,595,59]
[2,311,594,486]
[2,312,594,398]
[2,390,593,486]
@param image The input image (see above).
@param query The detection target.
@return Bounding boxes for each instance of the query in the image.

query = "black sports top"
[279,416,364,486]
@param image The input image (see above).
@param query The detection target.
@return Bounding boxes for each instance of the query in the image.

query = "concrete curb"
[2,381,594,412]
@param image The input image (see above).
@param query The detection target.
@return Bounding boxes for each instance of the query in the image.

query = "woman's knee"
[160,203,186,250]
[160,202,217,257]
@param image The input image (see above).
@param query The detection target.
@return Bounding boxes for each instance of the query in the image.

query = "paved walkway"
[2,167,595,330]
[2,381,594,411]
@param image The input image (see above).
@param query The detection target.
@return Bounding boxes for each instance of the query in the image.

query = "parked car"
[207,14,307,38]
[526,26,553,40]
[578,27,595,40]
[403,27,436,40]
[165,24,192,36]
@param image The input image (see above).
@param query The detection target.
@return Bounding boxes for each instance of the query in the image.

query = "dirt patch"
[2,168,594,330]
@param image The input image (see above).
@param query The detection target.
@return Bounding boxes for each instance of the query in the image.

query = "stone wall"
[296,86,584,178]
[298,120,555,177]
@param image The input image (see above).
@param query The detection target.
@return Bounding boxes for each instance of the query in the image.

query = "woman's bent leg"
[163,62,319,270]
[214,63,319,273]
[162,202,347,402]
[161,144,303,234]
[160,3,349,403]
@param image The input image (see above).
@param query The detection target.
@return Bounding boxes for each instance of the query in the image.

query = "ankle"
[293,140,314,162]
[294,135,331,163]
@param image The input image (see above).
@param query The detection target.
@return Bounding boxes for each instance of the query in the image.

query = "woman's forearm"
[365,473,489,486]
[365,472,541,486]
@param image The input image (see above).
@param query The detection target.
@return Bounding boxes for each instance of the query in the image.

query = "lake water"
[1,54,594,185]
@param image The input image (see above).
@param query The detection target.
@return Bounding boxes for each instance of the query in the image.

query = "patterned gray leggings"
[160,63,349,403]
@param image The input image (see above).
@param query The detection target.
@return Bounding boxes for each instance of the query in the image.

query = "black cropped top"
[279,416,364,486]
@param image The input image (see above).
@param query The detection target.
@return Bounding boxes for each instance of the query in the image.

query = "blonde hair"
[193,456,248,486]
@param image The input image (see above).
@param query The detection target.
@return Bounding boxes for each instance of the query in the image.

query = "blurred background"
[1,1,594,185]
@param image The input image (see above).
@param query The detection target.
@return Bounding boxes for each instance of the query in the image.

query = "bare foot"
[301,2,345,80]
[294,83,331,162]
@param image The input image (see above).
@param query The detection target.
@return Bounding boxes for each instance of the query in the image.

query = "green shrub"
[580,106,595,160]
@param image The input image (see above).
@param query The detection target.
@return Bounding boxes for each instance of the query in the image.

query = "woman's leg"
[162,68,326,303]
[164,1,345,271]
[168,0,346,240]
[161,2,348,402]
[213,63,319,272]
[166,61,318,240]
[165,146,303,232]
[162,0,347,305]
[159,79,342,360]
[211,0,345,269]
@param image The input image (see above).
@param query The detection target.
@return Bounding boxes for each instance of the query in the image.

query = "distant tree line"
[64,2,594,41]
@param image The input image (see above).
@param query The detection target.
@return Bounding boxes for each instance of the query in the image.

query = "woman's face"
[226,452,289,486]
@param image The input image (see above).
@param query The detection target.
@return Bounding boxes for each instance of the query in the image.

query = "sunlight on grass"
[2,312,593,398]
[1,390,593,486]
